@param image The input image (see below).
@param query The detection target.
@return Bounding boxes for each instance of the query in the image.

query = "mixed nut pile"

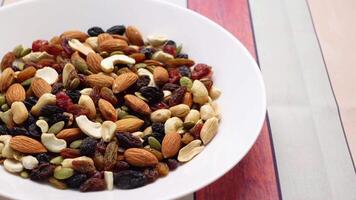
[0,25,221,191]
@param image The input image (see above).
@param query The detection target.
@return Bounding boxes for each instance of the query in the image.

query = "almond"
[31,77,52,98]
[99,39,128,53]
[124,94,152,115]
[125,26,144,46]
[98,99,117,121]
[5,84,26,105]
[1,52,16,71]
[115,118,144,132]
[60,30,88,42]
[129,53,146,63]
[10,136,47,154]
[162,132,181,158]
[112,73,138,93]
[112,34,129,42]
[16,66,36,82]
[0,68,14,92]
[182,92,193,108]
[97,33,114,45]
[166,58,195,68]
[124,148,158,167]
[56,128,82,142]
[86,74,114,88]
[153,66,169,86]
[86,52,103,73]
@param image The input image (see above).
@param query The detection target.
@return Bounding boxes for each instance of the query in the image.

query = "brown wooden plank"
[188,0,280,199]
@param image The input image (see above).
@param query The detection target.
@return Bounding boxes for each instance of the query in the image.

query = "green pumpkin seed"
[21,48,32,57]
[49,177,67,190]
[21,78,33,87]
[0,95,6,107]
[69,140,82,149]
[183,122,196,130]
[54,167,74,180]
[20,171,29,179]
[180,77,193,91]
[148,136,162,151]
[13,60,25,70]
[117,108,128,119]
[13,45,24,58]
[50,156,64,165]
[1,104,9,112]
[145,148,163,161]
[176,44,183,55]
[48,121,65,134]
[121,106,129,112]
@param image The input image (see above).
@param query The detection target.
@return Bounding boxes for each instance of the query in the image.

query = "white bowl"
[0,0,266,199]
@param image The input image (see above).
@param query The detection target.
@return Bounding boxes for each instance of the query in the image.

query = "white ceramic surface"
[0,0,266,199]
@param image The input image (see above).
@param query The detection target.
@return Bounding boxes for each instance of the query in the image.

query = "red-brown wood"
[188,0,281,199]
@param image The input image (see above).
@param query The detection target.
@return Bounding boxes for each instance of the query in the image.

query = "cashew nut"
[76,115,102,138]
[31,93,56,116]
[200,103,216,121]
[147,35,167,47]
[80,88,93,95]
[68,39,95,56]
[4,159,23,173]
[100,55,135,73]
[191,80,209,104]
[35,67,59,85]
[41,133,67,153]
[104,171,114,190]
[11,101,28,124]
[137,68,155,86]
[184,109,201,124]
[169,104,190,118]
[209,86,221,100]
[78,95,96,119]
[62,156,93,168]
[0,135,15,159]
[22,52,52,63]
[36,119,49,133]
[21,155,39,170]
[85,37,99,51]
[101,121,117,142]
[150,109,171,123]
[164,117,183,134]
[152,50,174,63]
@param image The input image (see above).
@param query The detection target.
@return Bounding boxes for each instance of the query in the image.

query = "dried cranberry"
[168,69,181,84]
[60,38,74,55]
[66,174,88,188]
[168,86,186,106]
[30,163,55,181]
[178,66,192,78]
[150,102,169,111]
[162,83,180,91]
[80,137,98,156]
[116,132,143,149]
[32,40,49,52]
[106,25,126,35]
[114,170,147,189]
[66,90,81,103]
[166,159,180,170]
[56,92,74,110]
[191,64,212,80]
[163,44,177,57]
[190,123,203,139]
[139,86,164,103]
[87,26,105,37]
[200,78,213,90]
[143,168,159,183]
[80,178,106,192]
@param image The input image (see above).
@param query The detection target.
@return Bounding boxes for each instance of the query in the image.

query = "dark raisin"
[165,40,176,46]
[40,105,64,117]
[140,48,154,59]
[116,132,143,149]
[87,26,105,37]
[139,86,164,103]
[191,103,200,110]
[152,123,165,135]
[178,66,192,78]
[106,25,126,35]
[66,90,81,103]
[176,53,188,59]
[190,123,203,139]
[11,65,20,71]
[24,97,38,110]
[143,168,159,183]
[0,125,7,135]
[66,174,88,188]
[80,137,98,156]
[7,127,27,136]
[24,114,36,128]
[200,78,213,91]
[28,124,41,138]
[162,83,180,91]
[136,75,151,89]
[163,41,177,57]
[89,87,101,106]
[96,140,107,154]
[51,83,63,94]
[30,163,55,181]
[113,161,130,172]
[80,177,106,192]
[169,86,186,106]
[36,153,51,164]
[166,159,179,170]
[47,113,68,126]
[114,170,147,189]
[60,38,74,55]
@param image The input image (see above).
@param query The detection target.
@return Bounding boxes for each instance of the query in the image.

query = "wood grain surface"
[188,0,281,199]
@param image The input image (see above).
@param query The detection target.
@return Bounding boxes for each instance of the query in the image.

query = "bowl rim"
[0,0,266,199]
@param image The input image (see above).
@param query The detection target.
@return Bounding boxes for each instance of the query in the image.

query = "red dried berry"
[56,92,74,110]
[191,64,212,80]
[32,40,49,52]
[168,69,181,84]
[190,123,203,139]
[150,102,169,111]
[168,87,186,107]
[163,45,176,57]
[60,38,74,55]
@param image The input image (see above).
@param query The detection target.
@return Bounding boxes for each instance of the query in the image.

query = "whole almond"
[125,26,144,46]
[10,136,47,154]
[162,132,181,158]
[98,99,117,121]
[5,83,26,105]
[166,58,195,68]
[112,73,138,93]
[124,94,151,115]
[31,77,52,98]
[99,39,128,53]
[86,74,114,88]
[124,148,158,167]
[1,52,16,71]
[97,33,114,45]
[86,53,103,73]
[112,34,129,42]
[129,53,146,63]
[182,92,193,108]
[115,118,144,132]
[153,66,169,86]
[0,68,15,92]
[16,66,36,82]
[60,30,88,42]
[57,128,82,142]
